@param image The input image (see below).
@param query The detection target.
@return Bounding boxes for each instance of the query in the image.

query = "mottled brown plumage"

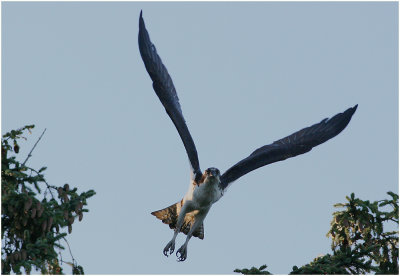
[151,201,204,239]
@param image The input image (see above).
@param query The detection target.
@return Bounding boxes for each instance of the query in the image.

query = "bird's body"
[188,177,223,209]
[151,168,223,260]
[138,11,357,262]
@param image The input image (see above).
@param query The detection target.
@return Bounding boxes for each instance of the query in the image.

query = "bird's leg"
[176,209,209,262]
[163,202,193,257]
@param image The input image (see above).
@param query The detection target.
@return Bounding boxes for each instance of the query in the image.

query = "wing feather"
[138,11,202,181]
[220,105,358,189]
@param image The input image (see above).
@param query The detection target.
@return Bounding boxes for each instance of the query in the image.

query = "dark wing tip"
[314,104,358,144]
[349,104,358,114]
[138,10,151,62]
[344,104,358,121]
[139,10,144,28]
[353,104,358,112]
[338,104,358,131]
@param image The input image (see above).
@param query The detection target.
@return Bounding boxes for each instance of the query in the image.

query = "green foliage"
[290,254,350,274]
[325,191,398,274]
[234,192,399,274]
[1,125,95,274]
[234,265,272,274]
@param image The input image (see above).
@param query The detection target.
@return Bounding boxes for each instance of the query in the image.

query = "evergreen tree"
[2,125,95,274]
[235,192,398,274]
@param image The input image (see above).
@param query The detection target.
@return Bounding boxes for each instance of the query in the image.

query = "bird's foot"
[176,244,187,262]
[163,240,175,257]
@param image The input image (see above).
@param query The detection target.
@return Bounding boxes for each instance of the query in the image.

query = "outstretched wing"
[220,105,358,189]
[138,11,202,182]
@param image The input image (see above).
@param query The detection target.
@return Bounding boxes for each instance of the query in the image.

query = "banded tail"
[151,201,204,239]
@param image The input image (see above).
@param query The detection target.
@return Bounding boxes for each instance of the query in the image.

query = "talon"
[176,246,187,262]
[163,241,175,257]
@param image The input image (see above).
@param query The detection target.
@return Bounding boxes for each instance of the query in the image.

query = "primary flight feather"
[138,11,357,262]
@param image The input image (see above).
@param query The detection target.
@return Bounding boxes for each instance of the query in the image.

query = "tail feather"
[151,201,204,239]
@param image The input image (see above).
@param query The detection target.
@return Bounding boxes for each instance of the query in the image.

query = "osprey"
[138,11,357,262]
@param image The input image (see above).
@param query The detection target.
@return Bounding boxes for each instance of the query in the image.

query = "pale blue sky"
[2,2,398,274]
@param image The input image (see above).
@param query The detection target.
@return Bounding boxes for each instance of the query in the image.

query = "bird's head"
[202,167,220,183]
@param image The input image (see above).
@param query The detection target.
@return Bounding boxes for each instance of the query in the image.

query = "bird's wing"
[220,105,357,189]
[138,11,202,182]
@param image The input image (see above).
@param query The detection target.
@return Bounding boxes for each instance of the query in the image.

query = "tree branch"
[62,237,76,264]
[30,167,56,199]
[22,128,46,166]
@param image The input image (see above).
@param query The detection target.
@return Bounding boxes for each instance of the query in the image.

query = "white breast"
[187,177,222,209]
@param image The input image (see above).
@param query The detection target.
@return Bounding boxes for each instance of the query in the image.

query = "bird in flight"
[138,11,357,262]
